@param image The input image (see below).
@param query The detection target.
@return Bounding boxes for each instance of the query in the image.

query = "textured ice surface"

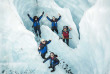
[14,0,79,48]
[77,0,110,74]
[54,0,96,35]
[0,0,110,74]
[0,0,65,74]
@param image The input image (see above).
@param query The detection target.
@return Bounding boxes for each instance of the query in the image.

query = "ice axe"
[59,38,72,39]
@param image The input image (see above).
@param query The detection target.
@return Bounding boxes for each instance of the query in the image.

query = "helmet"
[41,39,45,42]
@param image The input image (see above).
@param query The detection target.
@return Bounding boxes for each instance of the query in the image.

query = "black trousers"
[63,39,69,46]
[50,63,59,70]
[51,27,58,34]
[34,25,41,36]
[41,52,47,59]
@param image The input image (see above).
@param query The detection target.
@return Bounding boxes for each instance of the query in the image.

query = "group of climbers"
[27,11,72,46]
[27,11,72,72]
[38,39,59,72]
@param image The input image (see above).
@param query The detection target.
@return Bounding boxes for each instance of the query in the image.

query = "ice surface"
[14,0,79,49]
[0,0,110,74]
[0,0,65,73]
[54,0,96,36]
[77,0,110,74]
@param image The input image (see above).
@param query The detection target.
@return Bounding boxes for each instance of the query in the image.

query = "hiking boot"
[51,69,55,72]
[39,35,41,38]
[48,66,52,69]
[36,34,38,37]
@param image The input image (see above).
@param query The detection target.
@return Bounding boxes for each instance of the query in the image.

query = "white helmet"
[41,39,45,42]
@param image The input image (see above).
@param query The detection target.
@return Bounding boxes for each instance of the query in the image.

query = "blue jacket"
[43,55,59,66]
[29,15,43,27]
[46,16,61,27]
[38,40,51,54]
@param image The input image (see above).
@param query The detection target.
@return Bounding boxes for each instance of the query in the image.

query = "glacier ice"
[54,0,96,37]
[0,0,110,74]
[0,0,45,73]
[14,0,79,49]
[0,0,65,74]
[76,0,110,74]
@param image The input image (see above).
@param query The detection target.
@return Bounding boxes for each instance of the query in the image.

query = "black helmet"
[33,16,38,19]
[33,16,38,22]
[63,26,68,30]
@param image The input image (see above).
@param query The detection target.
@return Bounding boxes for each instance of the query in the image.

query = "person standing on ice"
[38,39,51,59]
[43,52,59,72]
[46,13,61,34]
[27,11,44,38]
[62,26,72,46]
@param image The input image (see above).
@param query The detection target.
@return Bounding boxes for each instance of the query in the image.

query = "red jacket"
[62,31,69,38]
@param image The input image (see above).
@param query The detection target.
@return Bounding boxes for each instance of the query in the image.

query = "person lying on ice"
[46,13,61,34]
[27,11,44,38]
[43,52,59,72]
[62,26,72,46]
[38,39,51,59]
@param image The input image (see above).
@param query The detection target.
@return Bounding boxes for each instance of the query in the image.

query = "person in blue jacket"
[38,39,51,59]
[46,13,61,34]
[27,11,44,37]
[43,52,59,72]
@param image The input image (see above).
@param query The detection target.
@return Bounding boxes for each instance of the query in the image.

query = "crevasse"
[0,0,110,74]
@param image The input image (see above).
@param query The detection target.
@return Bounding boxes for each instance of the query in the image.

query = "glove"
[49,39,52,41]
[55,55,58,57]
[58,13,61,16]
[32,25,34,28]
[27,14,30,17]
[42,11,44,15]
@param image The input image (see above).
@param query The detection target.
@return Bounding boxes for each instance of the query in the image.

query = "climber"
[27,11,44,38]
[46,13,61,34]
[43,52,59,72]
[38,39,51,59]
[62,26,72,46]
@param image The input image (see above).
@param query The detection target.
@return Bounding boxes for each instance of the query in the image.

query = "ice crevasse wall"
[0,0,110,74]
[54,0,96,37]
[14,0,79,49]
[78,0,110,74]
[0,0,54,74]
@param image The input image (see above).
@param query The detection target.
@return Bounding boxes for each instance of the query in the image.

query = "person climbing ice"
[43,52,59,72]
[27,11,44,38]
[38,39,51,59]
[62,26,72,46]
[46,13,61,34]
